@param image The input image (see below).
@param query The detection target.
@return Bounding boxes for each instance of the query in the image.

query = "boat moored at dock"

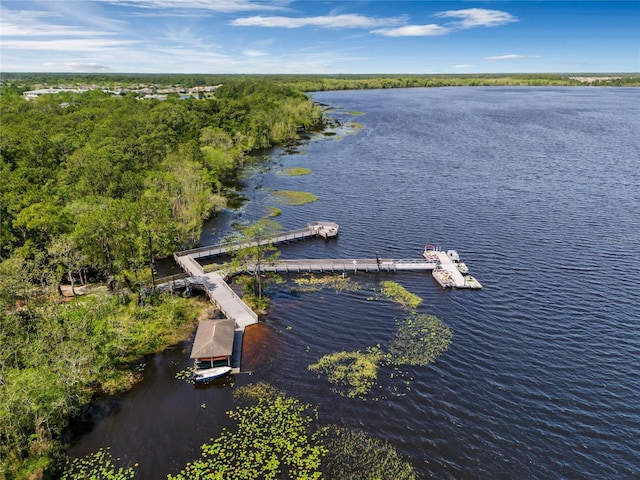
[193,366,232,382]
[424,245,481,289]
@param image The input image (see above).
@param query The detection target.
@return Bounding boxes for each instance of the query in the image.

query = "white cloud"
[485,54,541,61]
[372,24,449,37]
[436,8,517,29]
[102,0,289,13]
[43,62,111,71]
[231,14,405,29]
[2,39,138,52]
[370,7,516,37]
[0,8,116,37]
[454,64,475,69]
[243,49,268,57]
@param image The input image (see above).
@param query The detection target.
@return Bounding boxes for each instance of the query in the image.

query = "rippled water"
[69,88,640,479]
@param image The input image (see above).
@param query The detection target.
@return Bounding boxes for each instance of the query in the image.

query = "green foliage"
[293,274,361,293]
[226,222,281,299]
[380,281,422,310]
[387,313,453,366]
[61,448,137,480]
[1,79,325,474]
[323,427,417,480]
[169,386,327,480]
[272,190,319,206]
[265,206,282,217]
[309,348,383,398]
[1,80,322,276]
[0,291,206,477]
[278,167,312,176]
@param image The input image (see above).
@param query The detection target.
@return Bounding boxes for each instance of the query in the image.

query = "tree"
[226,222,280,299]
[48,234,86,296]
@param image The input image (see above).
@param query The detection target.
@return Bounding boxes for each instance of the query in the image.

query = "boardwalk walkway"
[246,258,438,273]
[175,221,338,261]
[167,220,480,370]
[172,221,340,334]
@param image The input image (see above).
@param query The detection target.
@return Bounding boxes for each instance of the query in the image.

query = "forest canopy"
[0,79,323,478]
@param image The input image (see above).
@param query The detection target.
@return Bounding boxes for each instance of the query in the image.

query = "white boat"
[423,244,441,262]
[193,366,232,382]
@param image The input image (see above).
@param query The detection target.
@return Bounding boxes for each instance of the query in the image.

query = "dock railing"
[174,221,339,260]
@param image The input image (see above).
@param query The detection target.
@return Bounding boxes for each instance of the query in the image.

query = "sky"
[1,1,638,74]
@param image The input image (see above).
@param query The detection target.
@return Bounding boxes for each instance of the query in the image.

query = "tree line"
[0,79,323,478]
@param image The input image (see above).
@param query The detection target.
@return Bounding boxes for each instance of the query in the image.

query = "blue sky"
[1,1,638,73]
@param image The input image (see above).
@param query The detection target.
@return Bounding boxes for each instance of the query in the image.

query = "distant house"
[22,88,86,99]
[190,319,235,369]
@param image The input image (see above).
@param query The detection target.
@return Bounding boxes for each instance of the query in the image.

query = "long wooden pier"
[174,221,339,261]
[245,258,437,273]
[168,221,481,370]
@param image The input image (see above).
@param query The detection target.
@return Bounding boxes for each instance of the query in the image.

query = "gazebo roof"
[190,319,235,359]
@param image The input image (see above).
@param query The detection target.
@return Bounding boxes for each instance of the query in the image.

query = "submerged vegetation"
[309,348,384,398]
[323,427,417,480]
[61,448,137,480]
[388,314,453,366]
[308,281,452,399]
[169,383,416,479]
[380,280,423,310]
[169,383,327,480]
[292,274,362,293]
[278,166,312,176]
[271,189,319,205]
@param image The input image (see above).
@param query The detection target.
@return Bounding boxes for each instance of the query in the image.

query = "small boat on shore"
[193,366,232,382]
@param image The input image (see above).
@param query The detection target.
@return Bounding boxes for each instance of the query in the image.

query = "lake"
[68,87,640,479]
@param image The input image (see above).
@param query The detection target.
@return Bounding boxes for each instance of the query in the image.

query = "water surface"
[69,87,640,479]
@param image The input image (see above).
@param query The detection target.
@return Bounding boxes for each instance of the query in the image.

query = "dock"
[174,221,339,261]
[245,258,437,273]
[167,221,481,370]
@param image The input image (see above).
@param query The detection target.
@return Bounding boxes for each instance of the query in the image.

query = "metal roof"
[190,319,235,359]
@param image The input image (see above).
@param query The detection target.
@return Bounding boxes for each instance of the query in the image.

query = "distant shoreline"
[2,72,639,96]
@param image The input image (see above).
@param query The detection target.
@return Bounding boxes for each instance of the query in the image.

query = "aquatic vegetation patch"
[346,121,364,130]
[61,447,137,480]
[308,348,383,398]
[169,386,326,480]
[254,218,283,232]
[265,206,281,217]
[175,367,196,384]
[323,426,417,480]
[234,381,281,403]
[307,304,451,398]
[380,280,422,310]
[347,111,365,115]
[278,167,312,176]
[387,313,453,366]
[292,274,362,293]
[272,189,318,205]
